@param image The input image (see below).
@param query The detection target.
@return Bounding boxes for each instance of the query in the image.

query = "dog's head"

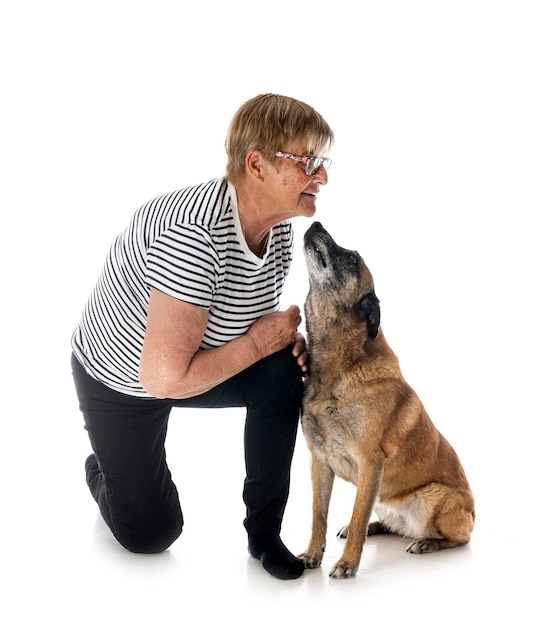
[303,222,380,339]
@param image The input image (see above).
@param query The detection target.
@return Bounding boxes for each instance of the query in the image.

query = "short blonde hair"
[225,93,334,184]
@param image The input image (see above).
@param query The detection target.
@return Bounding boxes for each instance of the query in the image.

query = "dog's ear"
[355,292,380,339]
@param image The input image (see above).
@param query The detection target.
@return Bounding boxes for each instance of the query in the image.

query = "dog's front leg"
[298,454,335,569]
[330,456,383,579]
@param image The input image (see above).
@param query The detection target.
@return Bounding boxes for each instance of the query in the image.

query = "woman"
[71,93,334,580]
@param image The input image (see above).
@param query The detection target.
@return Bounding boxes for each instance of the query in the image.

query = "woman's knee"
[257,347,303,399]
[114,508,184,554]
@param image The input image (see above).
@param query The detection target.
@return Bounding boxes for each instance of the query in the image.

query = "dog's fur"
[298,222,475,579]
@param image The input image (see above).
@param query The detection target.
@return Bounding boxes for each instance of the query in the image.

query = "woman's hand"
[246,305,302,358]
[292,331,309,374]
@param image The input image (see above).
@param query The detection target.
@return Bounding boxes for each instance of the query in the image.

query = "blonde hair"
[225,93,334,184]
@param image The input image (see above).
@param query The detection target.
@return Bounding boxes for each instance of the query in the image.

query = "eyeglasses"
[275,151,332,176]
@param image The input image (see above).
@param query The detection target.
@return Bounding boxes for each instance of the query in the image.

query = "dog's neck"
[306,318,400,383]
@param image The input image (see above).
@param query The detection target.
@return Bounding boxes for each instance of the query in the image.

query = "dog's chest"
[301,393,365,483]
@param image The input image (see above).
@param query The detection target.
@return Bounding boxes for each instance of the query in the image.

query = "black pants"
[71,348,303,554]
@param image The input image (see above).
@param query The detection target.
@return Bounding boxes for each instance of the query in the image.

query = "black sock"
[248,535,305,580]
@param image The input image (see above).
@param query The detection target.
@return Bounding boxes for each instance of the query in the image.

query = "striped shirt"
[71,177,294,398]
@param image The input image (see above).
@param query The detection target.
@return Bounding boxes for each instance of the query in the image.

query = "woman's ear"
[245,150,264,180]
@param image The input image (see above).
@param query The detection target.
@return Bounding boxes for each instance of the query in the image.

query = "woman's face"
[262,144,329,221]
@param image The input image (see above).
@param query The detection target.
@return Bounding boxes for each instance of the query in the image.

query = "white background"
[2,1,539,624]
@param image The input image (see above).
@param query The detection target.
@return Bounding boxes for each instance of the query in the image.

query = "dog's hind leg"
[367,521,394,536]
[407,494,475,554]
[406,536,466,553]
[336,520,392,538]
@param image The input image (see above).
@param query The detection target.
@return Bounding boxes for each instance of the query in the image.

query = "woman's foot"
[248,535,305,580]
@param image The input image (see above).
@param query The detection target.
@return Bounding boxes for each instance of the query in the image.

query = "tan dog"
[298,222,475,579]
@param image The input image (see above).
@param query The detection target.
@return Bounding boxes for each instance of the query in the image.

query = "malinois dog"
[299,222,475,578]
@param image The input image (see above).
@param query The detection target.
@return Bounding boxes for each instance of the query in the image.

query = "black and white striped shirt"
[71,178,294,397]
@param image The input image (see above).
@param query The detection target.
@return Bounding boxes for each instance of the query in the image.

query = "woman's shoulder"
[144,177,227,213]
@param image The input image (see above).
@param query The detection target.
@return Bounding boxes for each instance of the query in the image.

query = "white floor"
[4,388,537,625]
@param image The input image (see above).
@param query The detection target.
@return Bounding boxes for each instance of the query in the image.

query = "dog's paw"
[336,524,349,538]
[298,549,324,569]
[406,538,440,554]
[329,559,358,579]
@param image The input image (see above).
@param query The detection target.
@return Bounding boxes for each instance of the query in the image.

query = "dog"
[298,222,475,579]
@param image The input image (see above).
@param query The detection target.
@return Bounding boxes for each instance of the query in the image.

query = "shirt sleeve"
[145,223,219,309]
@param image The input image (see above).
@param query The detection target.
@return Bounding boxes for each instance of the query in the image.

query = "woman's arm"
[139,288,302,399]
